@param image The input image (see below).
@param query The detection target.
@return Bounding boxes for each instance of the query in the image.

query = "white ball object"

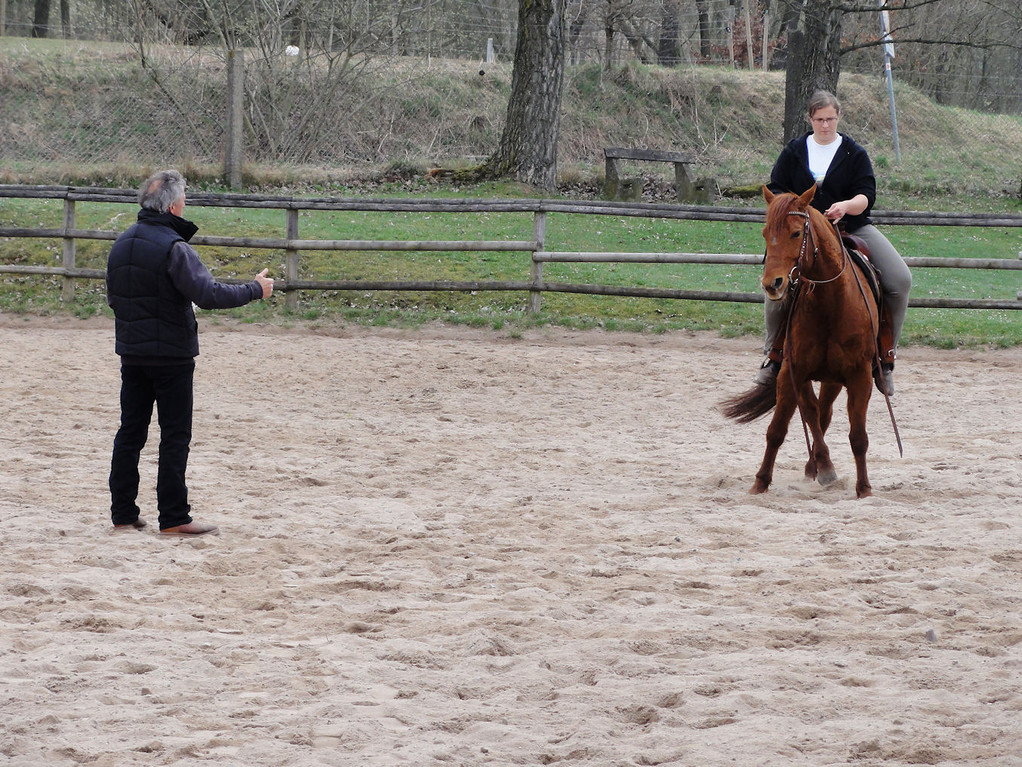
[285,45,299,56]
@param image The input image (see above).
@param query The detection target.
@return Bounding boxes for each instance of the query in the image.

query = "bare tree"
[486,0,566,188]
[776,0,1007,140]
[31,0,48,36]
[781,0,842,140]
[125,0,391,165]
[693,0,711,60]
[658,0,681,64]
[441,0,567,189]
[566,0,589,63]
[883,0,1022,112]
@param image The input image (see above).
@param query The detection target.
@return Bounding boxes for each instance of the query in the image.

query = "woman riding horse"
[755,90,912,396]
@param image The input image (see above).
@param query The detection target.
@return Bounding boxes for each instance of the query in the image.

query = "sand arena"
[1,317,1020,766]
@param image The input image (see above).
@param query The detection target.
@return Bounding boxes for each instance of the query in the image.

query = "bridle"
[784,209,847,291]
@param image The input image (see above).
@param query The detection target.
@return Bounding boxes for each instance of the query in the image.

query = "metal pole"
[884,58,901,163]
[879,2,901,162]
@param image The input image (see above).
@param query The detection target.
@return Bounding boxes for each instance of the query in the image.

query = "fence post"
[285,207,299,311]
[61,198,76,302]
[529,210,546,314]
[225,49,244,190]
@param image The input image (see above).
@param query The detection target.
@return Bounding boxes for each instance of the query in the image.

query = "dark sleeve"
[166,241,262,310]
[767,140,815,197]
[767,143,798,194]
[846,145,877,210]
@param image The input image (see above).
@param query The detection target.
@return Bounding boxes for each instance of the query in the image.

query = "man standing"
[106,170,274,537]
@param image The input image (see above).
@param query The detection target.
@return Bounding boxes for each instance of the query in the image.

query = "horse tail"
[720,383,777,424]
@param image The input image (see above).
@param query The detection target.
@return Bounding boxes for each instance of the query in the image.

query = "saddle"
[841,232,880,305]
[840,231,894,363]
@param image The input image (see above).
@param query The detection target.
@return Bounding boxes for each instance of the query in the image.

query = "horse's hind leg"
[846,379,873,498]
[818,382,840,435]
[752,381,798,494]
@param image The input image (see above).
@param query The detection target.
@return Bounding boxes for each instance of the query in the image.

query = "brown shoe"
[159,521,220,537]
[113,519,148,532]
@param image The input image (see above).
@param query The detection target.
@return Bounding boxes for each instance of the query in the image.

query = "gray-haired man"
[106,170,273,536]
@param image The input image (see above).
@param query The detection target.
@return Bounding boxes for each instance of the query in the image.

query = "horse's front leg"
[845,376,873,498]
[752,374,799,494]
[805,382,842,484]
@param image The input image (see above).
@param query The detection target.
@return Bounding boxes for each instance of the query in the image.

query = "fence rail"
[2,185,1021,312]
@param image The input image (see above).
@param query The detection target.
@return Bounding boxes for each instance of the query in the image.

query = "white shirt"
[807,134,843,184]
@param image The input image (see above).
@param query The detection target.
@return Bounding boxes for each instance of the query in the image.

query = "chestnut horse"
[723,184,882,498]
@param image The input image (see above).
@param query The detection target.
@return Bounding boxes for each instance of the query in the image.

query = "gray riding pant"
[763,224,912,358]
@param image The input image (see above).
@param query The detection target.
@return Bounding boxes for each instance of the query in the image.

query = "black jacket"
[767,132,876,232]
[106,210,262,361]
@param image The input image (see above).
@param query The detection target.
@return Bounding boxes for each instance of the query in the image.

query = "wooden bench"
[602,147,712,204]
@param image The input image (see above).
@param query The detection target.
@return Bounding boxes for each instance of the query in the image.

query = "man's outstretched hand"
[256,268,274,298]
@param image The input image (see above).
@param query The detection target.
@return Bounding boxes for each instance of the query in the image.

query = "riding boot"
[874,361,895,396]
[874,304,896,395]
[754,345,784,386]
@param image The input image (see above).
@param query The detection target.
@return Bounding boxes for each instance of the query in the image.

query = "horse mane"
[763,190,800,235]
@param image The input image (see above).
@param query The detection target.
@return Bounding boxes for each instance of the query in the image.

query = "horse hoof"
[750,482,769,495]
[856,486,873,499]
[818,468,839,486]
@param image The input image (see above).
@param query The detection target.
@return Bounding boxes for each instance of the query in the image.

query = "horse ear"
[798,184,817,206]
[762,185,775,203]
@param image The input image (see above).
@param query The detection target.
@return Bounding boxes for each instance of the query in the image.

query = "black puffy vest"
[106,214,199,359]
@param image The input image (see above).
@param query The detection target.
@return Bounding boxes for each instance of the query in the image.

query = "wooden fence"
[2,185,1021,313]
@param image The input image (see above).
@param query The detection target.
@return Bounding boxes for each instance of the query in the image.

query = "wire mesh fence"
[2,3,1021,196]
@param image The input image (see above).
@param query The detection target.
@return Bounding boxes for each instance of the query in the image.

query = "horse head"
[760,184,818,301]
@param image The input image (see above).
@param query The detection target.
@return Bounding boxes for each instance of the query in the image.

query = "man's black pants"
[109,362,195,530]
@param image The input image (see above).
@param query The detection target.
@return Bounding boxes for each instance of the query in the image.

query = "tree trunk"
[693,0,710,61]
[478,0,566,190]
[618,18,653,63]
[782,0,842,142]
[567,2,587,65]
[31,0,49,37]
[603,20,614,67]
[60,0,70,37]
[658,0,681,66]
